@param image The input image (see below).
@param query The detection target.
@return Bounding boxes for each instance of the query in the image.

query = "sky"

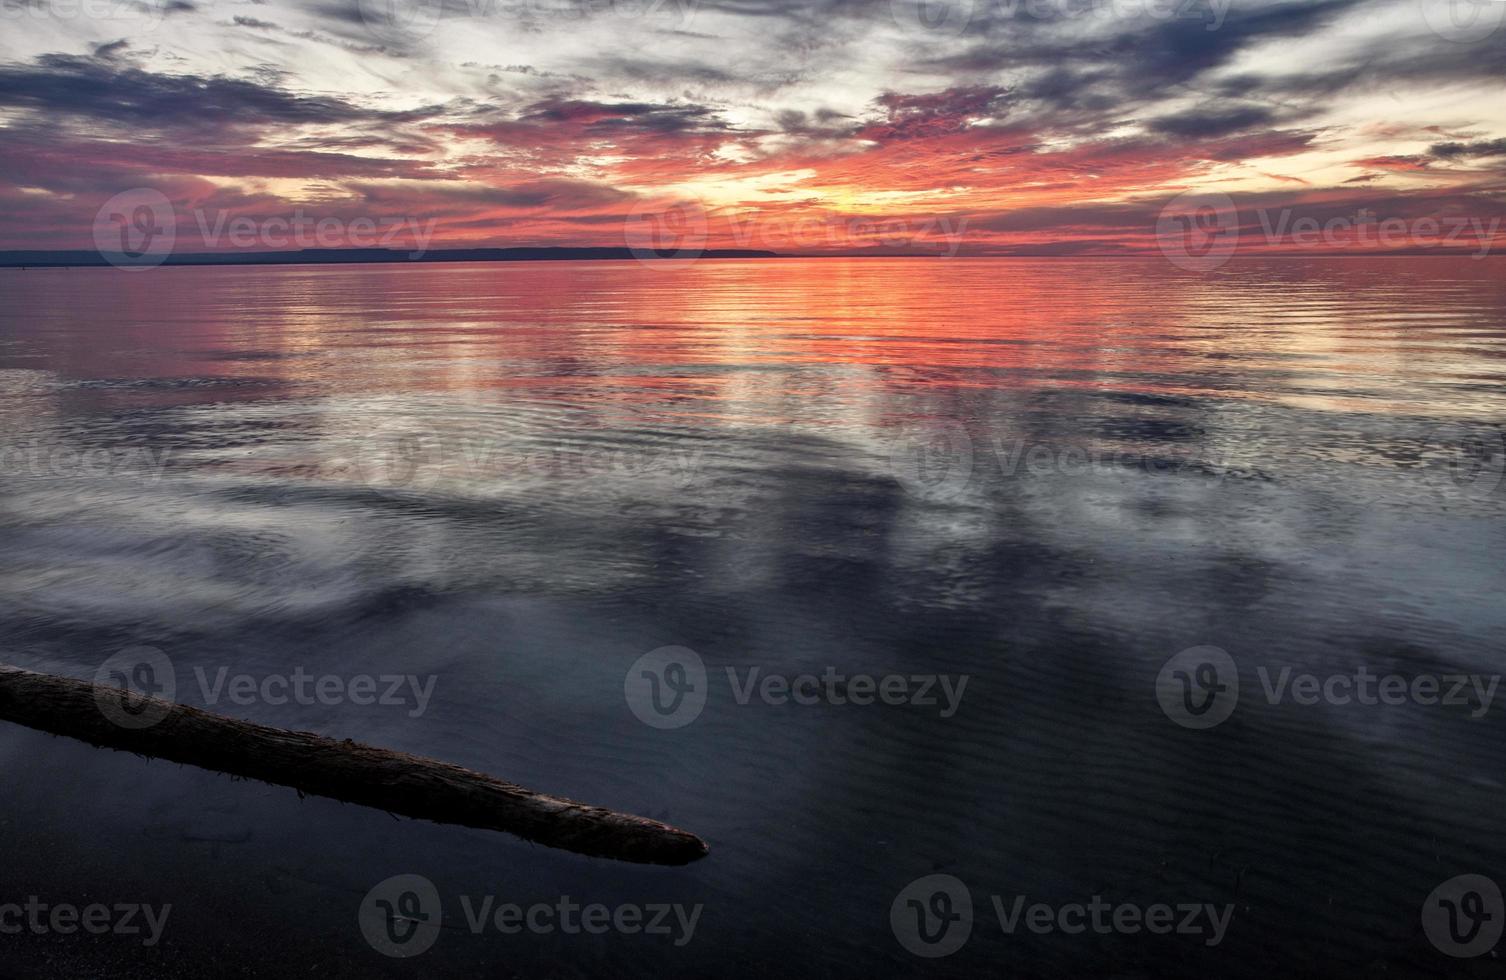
[1,0,1504,256]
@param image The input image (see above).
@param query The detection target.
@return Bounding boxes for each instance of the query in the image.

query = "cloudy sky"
[1,0,1504,254]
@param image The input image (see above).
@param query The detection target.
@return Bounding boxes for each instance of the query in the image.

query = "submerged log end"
[536,800,711,866]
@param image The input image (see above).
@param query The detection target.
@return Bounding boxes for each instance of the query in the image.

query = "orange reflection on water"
[2,256,1504,423]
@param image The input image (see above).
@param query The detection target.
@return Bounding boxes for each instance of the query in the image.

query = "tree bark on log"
[0,665,708,866]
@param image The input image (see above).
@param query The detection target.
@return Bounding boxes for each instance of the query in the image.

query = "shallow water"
[0,256,1504,977]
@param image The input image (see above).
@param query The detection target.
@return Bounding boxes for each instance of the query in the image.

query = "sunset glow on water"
[4,0,1506,971]
[2,256,1505,975]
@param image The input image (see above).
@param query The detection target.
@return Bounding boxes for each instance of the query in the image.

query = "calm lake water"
[0,257,1504,977]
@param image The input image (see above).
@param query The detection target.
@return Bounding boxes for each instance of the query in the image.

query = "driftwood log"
[0,665,707,866]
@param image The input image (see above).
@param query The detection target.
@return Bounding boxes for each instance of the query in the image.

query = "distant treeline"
[0,247,783,268]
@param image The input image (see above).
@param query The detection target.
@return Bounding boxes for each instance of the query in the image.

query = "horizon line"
[1,245,1501,270]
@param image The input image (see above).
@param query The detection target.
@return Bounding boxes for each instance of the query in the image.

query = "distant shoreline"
[0,246,782,269]
[0,247,1497,269]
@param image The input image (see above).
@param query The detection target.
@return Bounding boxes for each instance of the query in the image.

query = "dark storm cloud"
[933,0,1365,87]
[1205,31,1506,104]
[518,98,723,133]
[1016,67,1116,112]
[350,177,631,210]
[92,39,131,60]
[453,95,743,146]
[307,0,378,28]
[593,55,745,85]
[1431,139,1506,160]
[1149,105,1279,138]
[861,85,1011,140]
[0,123,445,184]
[0,54,444,131]
[775,107,856,137]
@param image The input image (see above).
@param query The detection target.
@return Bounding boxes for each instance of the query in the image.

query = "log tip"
[616,820,709,866]
[667,831,710,865]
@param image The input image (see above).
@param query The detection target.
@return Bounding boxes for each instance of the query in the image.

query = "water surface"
[0,257,1503,977]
